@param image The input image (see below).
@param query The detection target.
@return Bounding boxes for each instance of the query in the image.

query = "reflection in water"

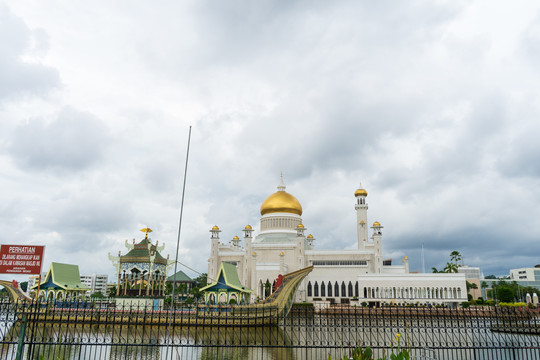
[1,312,539,359]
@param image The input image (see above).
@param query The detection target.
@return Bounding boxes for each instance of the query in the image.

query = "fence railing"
[0,299,539,359]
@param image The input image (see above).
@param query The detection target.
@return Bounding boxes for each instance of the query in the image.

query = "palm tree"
[444,262,458,273]
[450,251,462,266]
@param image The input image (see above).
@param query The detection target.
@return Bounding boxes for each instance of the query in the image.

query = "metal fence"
[1,300,539,359]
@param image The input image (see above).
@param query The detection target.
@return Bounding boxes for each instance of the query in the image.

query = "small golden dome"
[354,188,368,197]
[233,236,239,240]
[360,220,365,224]
[244,225,252,230]
[211,225,219,230]
[261,190,302,216]
[307,234,314,239]
[297,224,304,228]
[403,256,408,260]
[252,252,257,256]
[280,252,284,256]
[373,221,381,226]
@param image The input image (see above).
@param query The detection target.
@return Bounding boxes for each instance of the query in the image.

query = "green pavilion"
[168,270,195,293]
[201,262,252,305]
[31,262,90,301]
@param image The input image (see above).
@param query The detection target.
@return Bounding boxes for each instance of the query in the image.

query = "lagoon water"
[1,312,539,359]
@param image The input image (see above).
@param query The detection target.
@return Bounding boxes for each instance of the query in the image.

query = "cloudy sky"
[1,0,540,282]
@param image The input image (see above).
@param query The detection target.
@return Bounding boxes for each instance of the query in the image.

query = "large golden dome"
[260,190,302,216]
[260,177,302,216]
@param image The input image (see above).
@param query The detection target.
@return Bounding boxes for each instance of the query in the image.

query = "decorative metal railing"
[1,300,539,359]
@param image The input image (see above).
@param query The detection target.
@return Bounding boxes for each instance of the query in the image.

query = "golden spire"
[140,228,153,239]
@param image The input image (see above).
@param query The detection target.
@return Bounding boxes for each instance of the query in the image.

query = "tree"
[466,281,478,293]
[495,286,514,303]
[485,275,497,279]
[190,287,203,301]
[91,292,105,299]
[20,281,28,292]
[165,282,173,295]
[432,251,462,274]
[264,280,271,297]
[444,262,458,274]
[108,285,117,298]
[450,251,462,265]
[193,273,208,288]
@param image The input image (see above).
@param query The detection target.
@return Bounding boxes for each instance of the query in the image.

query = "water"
[1,312,539,359]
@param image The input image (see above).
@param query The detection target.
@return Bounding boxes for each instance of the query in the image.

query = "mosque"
[207,177,467,307]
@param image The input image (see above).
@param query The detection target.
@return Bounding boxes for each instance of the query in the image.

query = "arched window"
[355,282,359,297]
[328,282,332,297]
[307,281,312,297]
[314,282,319,297]
[341,282,346,297]
[335,282,339,297]
[348,282,353,297]
[321,282,326,297]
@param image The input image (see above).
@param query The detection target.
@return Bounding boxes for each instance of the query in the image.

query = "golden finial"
[140,228,152,238]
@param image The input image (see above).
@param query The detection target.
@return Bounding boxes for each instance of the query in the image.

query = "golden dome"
[354,188,368,197]
[373,221,381,226]
[233,236,239,240]
[296,224,304,228]
[211,225,219,230]
[280,252,284,256]
[244,225,252,230]
[260,190,302,216]
[307,234,314,239]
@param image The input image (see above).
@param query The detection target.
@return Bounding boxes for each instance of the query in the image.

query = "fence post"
[15,314,27,360]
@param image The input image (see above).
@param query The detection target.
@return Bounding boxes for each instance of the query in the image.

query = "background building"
[80,274,108,296]
[458,265,482,299]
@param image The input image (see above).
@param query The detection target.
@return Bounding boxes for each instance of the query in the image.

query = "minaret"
[371,221,383,272]
[243,225,254,287]
[209,225,221,281]
[295,223,306,269]
[354,184,369,250]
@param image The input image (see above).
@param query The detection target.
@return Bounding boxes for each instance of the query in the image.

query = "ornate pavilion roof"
[119,229,168,266]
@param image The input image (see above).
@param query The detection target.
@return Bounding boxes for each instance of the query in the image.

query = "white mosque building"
[207,178,467,307]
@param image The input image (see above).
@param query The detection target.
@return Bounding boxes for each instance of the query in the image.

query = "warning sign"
[0,245,45,274]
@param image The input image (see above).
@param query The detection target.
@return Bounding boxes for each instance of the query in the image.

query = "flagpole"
[165,125,192,357]
[422,242,425,273]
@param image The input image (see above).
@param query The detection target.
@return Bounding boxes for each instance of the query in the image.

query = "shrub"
[499,302,526,307]
[461,301,470,308]
[476,297,485,305]
[361,302,368,307]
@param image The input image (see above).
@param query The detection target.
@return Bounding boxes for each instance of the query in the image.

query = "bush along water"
[330,334,411,360]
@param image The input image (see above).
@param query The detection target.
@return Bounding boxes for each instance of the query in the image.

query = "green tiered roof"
[201,262,252,293]
[120,236,167,265]
[31,262,90,291]
[168,270,193,282]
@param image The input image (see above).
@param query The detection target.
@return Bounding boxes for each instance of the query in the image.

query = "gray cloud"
[0,4,59,102]
[7,107,109,171]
